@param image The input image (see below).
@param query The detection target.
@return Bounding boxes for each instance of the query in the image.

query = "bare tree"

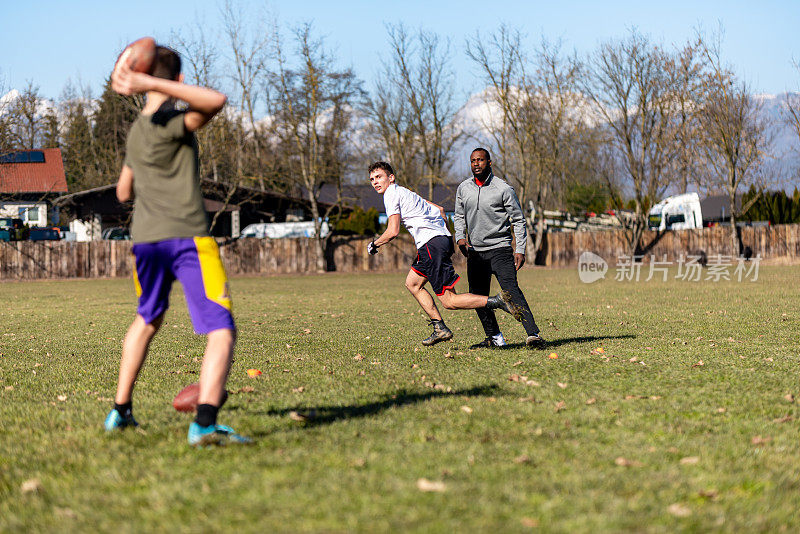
[785,61,800,147]
[269,23,361,272]
[8,81,45,149]
[466,26,539,224]
[583,29,697,254]
[467,28,586,258]
[363,36,422,189]
[0,73,13,154]
[220,0,271,188]
[384,24,460,198]
[697,34,771,255]
[172,17,225,182]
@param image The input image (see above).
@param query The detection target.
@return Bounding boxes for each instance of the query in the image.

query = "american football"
[172,382,199,413]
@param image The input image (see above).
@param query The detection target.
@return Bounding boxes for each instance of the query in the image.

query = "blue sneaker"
[188,422,252,447]
[104,409,138,431]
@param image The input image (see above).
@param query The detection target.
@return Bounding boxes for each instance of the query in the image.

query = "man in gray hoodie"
[453,148,545,348]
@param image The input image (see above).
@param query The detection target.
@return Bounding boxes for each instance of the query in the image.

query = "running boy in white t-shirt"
[368,161,522,346]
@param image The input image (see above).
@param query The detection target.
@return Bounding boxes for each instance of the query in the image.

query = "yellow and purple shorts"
[132,237,235,334]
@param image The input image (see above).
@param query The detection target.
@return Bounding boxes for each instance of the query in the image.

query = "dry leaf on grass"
[557,382,568,389]
[235,386,255,394]
[521,517,539,527]
[416,478,446,492]
[783,393,795,402]
[57,395,67,402]
[288,409,316,422]
[292,386,305,393]
[54,507,76,519]
[512,360,523,367]
[353,354,364,361]
[21,478,42,494]
[667,503,691,517]
[554,401,566,412]
[460,405,473,414]
[679,456,700,465]
[585,398,596,405]
[692,360,704,368]
[514,455,531,464]
[698,489,719,500]
[751,435,772,446]
[614,457,641,467]
[773,415,793,423]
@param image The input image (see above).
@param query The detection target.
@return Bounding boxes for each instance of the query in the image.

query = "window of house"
[19,207,41,224]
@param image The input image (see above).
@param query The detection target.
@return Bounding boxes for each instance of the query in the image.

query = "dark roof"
[0,148,68,194]
[317,182,462,213]
[700,195,742,222]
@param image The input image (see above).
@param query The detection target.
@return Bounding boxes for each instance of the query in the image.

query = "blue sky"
[2,0,798,101]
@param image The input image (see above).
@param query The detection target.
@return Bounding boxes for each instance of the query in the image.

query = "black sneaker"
[486,290,524,321]
[422,321,453,346]
[525,334,546,348]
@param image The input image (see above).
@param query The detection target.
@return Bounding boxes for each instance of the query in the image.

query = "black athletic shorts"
[410,235,460,296]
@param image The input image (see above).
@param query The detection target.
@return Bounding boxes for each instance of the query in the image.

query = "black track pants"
[466,246,539,337]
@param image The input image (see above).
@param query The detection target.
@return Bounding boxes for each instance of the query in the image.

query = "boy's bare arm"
[112,64,227,132]
[117,165,134,203]
[374,214,401,247]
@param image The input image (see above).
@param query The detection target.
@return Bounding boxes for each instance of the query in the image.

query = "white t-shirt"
[383,183,450,249]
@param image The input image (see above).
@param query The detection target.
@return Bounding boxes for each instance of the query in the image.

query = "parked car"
[101,227,131,240]
[239,221,330,239]
[0,218,28,241]
[28,227,61,241]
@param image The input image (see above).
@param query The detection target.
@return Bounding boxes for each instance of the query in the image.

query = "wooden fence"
[0,224,798,281]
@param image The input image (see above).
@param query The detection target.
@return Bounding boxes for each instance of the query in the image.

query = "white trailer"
[648,193,703,231]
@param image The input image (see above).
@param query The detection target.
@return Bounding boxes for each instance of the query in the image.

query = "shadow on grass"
[498,334,636,350]
[251,384,500,431]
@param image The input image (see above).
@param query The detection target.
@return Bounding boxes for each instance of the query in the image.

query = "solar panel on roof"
[0,150,46,164]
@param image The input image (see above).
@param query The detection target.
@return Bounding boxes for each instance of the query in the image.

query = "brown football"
[172,382,200,413]
[114,36,156,74]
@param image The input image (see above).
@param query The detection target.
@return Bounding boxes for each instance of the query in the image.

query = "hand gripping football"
[114,36,156,75]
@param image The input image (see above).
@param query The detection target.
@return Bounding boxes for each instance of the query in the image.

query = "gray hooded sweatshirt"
[453,173,527,254]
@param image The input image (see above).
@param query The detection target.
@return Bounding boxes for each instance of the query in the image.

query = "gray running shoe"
[422,320,453,346]
[525,334,546,348]
[486,290,524,322]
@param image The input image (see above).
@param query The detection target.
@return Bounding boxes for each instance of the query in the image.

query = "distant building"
[700,195,742,225]
[0,149,68,225]
[54,179,332,240]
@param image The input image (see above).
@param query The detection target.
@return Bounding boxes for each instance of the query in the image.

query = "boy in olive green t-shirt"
[105,45,248,446]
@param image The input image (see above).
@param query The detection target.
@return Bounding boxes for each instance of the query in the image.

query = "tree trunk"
[729,210,739,256]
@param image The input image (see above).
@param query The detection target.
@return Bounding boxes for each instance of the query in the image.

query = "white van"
[239,221,330,239]
[648,193,703,231]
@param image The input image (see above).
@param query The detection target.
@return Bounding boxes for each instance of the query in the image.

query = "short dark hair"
[471,147,491,160]
[150,46,181,80]
[368,161,395,176]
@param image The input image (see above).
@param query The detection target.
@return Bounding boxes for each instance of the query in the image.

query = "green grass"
[1,266,799,532]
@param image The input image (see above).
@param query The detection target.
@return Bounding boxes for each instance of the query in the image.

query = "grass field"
[1,265,799,532]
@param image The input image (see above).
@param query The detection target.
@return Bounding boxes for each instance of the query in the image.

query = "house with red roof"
[0,148,68,226]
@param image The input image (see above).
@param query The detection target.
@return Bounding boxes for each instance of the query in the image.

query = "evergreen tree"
[92,79,141,185]
[61,100,95,190]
